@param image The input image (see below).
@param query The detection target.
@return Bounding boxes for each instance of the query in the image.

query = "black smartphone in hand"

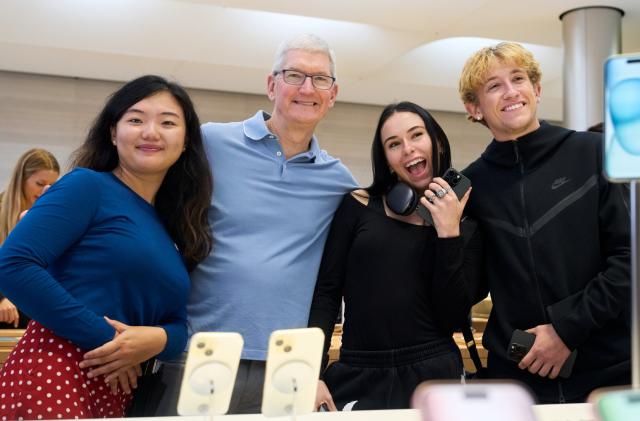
[558,348,577,378]
[507,329,577,378]
[417,168,471,224]
[507,329,535,363]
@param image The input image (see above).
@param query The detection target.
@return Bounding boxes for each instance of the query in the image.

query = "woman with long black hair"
[0,75,212,419]
[309,101,482,410]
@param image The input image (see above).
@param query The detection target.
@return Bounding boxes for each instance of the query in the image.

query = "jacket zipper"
[514,142,549,323]
[558,382,566,403]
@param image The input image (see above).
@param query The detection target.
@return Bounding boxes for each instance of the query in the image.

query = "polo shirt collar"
[242,110,320,162]
[243,110,272,141]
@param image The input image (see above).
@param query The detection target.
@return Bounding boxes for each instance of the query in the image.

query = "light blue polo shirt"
[188,110,358,360]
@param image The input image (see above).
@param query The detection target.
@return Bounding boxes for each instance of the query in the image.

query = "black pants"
[324,338,463,410]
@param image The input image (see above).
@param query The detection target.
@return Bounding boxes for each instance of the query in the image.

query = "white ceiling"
[1,0,639,121]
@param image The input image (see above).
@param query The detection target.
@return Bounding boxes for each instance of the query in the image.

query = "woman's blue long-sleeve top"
[0,168,189,360]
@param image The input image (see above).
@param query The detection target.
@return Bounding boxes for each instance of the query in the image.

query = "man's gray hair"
[271,33,337,78]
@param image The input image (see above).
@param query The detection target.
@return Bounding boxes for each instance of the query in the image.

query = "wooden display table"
[0,328,25,367]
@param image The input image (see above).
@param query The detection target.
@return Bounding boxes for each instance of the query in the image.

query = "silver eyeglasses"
[275,69,336,90]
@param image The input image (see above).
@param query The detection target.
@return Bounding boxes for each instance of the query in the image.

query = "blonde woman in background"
[0,148,59,328]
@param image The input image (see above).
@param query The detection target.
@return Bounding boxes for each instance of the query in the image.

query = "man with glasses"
[148,33,357,415]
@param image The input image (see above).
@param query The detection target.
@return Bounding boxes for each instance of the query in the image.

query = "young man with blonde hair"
[459,42,630,403]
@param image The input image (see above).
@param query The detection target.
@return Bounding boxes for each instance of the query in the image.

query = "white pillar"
[559,6,623,130]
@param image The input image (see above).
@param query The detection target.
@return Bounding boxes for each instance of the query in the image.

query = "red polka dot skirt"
[0,321,132,420]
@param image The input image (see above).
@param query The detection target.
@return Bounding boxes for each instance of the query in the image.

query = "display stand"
[632,181,639,389]
[188,360,233,420]
[273,362,314,421]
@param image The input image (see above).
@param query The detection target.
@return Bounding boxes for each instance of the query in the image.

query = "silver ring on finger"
[436,188,447,198]
[445,187,453,194]
[426,194,436,204]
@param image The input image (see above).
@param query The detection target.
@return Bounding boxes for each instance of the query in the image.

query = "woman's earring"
[476,115,482,121]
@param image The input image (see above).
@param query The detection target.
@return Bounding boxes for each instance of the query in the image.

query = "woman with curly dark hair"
[0,75,212,419]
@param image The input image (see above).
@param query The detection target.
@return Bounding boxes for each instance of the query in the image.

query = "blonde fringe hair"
[0,148,59,244]
[458,42,542,122]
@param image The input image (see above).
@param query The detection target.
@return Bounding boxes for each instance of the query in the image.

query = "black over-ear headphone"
[385,182,420,216]
[384,168,469,224]
[386,181,437,225]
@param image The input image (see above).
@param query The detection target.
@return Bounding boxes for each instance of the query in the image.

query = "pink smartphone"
[412,381,537,421]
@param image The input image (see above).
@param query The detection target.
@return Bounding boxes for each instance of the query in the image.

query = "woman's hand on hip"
[79,316,167,382]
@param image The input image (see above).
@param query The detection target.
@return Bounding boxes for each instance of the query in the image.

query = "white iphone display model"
[177,332,243,416]
[261,327,324,417]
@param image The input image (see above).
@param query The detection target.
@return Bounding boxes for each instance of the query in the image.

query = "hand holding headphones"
[385,168,471,237]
